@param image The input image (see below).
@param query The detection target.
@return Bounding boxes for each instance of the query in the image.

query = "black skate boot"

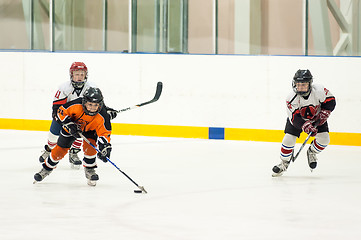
[272,160,290,177]
[84,167,99,186]
[69,148,82,169]
[39,145,51,163]
[33,167,52,183]
[307,147,318,170]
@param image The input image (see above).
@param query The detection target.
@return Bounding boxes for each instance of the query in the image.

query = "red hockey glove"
[302,120,318,136]
[315,109,331,126]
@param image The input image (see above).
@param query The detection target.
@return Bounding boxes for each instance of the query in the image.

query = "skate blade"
[272,172,284,177]
[70,163,81,170]
[87,180,97,186]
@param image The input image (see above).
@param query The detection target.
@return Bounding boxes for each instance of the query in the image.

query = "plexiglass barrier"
[0,0,360,56]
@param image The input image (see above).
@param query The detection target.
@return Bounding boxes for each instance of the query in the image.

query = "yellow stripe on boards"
[225,128,361,146]
[329,132,361,146]
[112,123,209,139]
[0,118,51,131]
[225,128,285,143]
[0,118,360,146]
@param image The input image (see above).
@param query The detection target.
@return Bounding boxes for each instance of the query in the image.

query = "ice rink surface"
[1,129,361,240]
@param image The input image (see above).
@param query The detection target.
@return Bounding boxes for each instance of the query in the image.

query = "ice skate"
[33,168,52,183]
[85,167,99,186]
[307,147,318,171]
[69,148,82,169]
[39,145,51,163]
[272,160,290,177]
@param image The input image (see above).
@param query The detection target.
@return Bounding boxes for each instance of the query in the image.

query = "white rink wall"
[0,51,360,133]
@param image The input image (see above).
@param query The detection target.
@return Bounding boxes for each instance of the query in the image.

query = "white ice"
[1,129,361,240]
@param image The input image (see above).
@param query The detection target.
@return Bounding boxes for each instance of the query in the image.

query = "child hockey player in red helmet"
[39,62,117,169]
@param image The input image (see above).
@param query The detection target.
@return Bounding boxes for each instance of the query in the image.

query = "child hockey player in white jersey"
[272,69,336,177]
[39,62,117,169]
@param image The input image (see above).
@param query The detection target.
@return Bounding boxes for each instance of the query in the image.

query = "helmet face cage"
[70,62,88,89]
[82,87,104,116]
[292,69,313,96]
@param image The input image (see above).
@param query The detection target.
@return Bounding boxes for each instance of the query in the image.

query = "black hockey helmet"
[82,87,104,116]
[292,69,313,96]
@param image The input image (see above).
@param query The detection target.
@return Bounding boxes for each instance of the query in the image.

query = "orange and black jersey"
[56,98,111,142]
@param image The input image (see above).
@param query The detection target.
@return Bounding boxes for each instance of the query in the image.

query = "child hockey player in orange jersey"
[34,87,112,186]
[39,62,117,169]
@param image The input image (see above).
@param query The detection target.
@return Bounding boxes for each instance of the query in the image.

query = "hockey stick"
[291,132,313,162]
[272,132,313,177]
[79,133,147,194]
[116,81,163,113]
[291,121,319,162]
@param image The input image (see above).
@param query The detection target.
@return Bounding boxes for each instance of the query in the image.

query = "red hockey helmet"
[69,62,88,88]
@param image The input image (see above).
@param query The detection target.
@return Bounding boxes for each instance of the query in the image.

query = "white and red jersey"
[286,83,336,129]
[51,81,97,116]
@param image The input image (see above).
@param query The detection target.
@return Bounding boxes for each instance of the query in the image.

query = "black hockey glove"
[106,106,118,120]
[97,136,112,162]
[63,122,81,138]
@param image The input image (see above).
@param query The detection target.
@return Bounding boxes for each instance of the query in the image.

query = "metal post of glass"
[182,0,188,53]
[103,0,108,51]
[29,0,34,50]
[131,0,137,52]
[213,0,218,54]
[49,0,54,51]
[155,0,161,53]
[162,0,168,53]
